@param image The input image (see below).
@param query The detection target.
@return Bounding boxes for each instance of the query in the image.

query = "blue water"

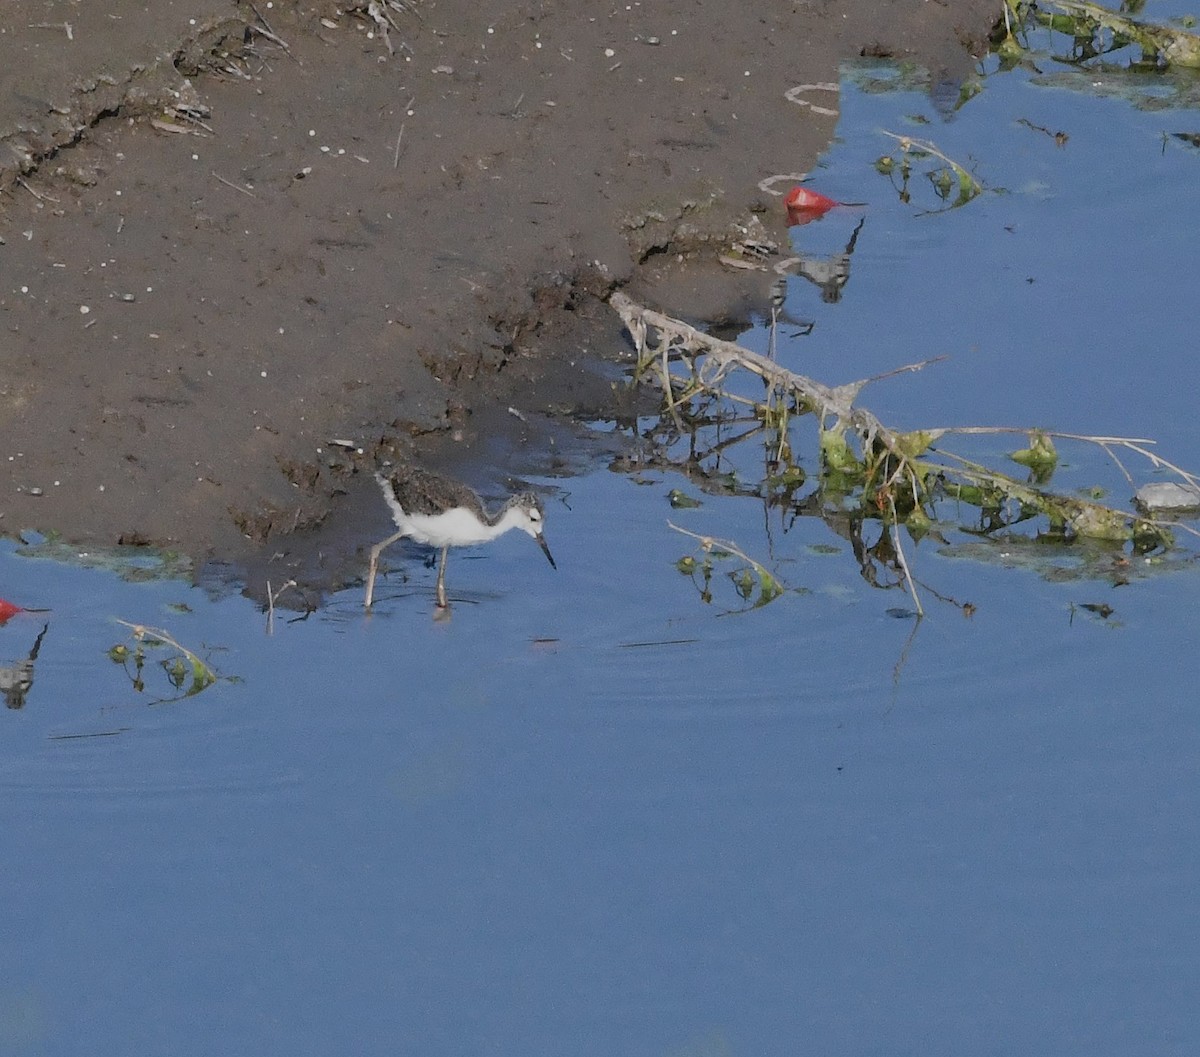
[4,25,1200,1057]
[781,62,1200,464]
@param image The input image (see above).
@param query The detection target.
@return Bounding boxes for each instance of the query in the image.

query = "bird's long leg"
[365,529,407,610]
[435,544,450,608]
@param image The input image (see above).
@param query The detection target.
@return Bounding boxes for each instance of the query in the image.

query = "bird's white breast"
[399,507,504,548]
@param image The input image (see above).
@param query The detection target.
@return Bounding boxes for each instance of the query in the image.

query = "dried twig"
[247,2,300,63]
[888,498,924,617]
[265,579,297,635]
[393,123,406,168]
[28,21,74,40]
[211,171,256,198]
[16,177,56,203]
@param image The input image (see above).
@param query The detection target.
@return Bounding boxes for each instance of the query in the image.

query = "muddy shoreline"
[0,0,997,593]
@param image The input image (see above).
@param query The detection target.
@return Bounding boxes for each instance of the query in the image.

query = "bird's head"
[508,493,556,569]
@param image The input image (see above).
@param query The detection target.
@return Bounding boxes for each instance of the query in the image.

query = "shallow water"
[4,18,1200,1057]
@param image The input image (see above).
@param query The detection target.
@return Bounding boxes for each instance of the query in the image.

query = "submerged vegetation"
[999,0,1200,69]
[109,620,220,702]
[875,132,983,214]
[611,294,1200,616]
[671,521,786,610]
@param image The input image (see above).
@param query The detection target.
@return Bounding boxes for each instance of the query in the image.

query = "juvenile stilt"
[364,465,555,610]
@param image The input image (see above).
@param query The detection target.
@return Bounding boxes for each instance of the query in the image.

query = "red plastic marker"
[785,185,839,226]
[785,186,839,211]
[0,598,22,624]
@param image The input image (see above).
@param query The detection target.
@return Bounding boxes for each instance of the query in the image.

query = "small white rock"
[1134,482,1200,511]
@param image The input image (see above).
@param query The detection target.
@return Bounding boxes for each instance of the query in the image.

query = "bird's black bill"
[536,534,557,569]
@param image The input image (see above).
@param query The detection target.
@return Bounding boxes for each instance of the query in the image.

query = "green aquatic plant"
[668,489,703,509]
[670,522,786,611]
[15,534,193,582]
[876,132,983,214]
[1010,429,1059,483]
[110,620,219,701]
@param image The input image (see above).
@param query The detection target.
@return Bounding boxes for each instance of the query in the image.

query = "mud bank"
[0,0,997,589]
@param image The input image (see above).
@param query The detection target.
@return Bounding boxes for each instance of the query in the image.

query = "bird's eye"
[530,510,541,522]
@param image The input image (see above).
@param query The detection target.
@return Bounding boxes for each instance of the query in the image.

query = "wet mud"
[0,0,997,592]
